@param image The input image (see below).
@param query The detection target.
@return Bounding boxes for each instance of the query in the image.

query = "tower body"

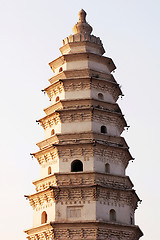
[25,10,143,240]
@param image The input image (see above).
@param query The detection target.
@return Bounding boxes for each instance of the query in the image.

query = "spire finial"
[78,9,87,23]
[72,9,93,35]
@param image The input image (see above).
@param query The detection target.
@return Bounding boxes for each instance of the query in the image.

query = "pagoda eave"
[49,69,116,84]
[49,52,116,73]
[27,185,140,212]
[24,222,52,236]
[50,220,143,239]
[43,98,121,116]
[45,76,118,92]
[25,221,143,240]
[59,40,105,56]
[32,172,134,190]
[36,132,130,150]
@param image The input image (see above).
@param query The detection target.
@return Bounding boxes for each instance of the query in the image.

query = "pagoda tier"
[45,76,122,104]
[33,132,132,170]
[33,141,131,166]
[37,107,126,137]
[25,9,143,240]
[49,52,116,74]
[26,183,140,228]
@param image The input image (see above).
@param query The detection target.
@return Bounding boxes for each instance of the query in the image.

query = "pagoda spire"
[72,9,93,35]
[78,9,87,23]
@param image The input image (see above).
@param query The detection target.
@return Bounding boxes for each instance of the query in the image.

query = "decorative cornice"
[25,221,143,240]
[24,223,53,239]
[27,185,139,211]
[44,82,64,100]
[62,34,103,48]
[33,172,133,193]
[38,112,61,130]
[50,221,143,240]
[49,69,116,85]
[34,148,58,165]
[43,98,122,116]
[35,132,130,155]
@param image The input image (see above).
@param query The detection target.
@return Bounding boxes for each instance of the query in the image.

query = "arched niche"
[105,163,110,173]
[110,209,116,222]
[48,166,52,175]
[101,125,107,134]
[55,96,60,102]
[71,160,83,172]
[98,93,104,100]
[41,211,47,224]
[51,129,55,136]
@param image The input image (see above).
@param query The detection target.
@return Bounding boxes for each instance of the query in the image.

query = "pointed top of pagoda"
[72,9,93,35]
[61,9,105,56]
[79,9,87,22]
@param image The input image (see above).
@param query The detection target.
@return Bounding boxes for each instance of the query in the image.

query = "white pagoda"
[25,9,143,240]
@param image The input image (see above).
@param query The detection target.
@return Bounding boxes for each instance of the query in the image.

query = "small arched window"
[48,166,52,175]
[105,163,110,173]
[98,93,104,100]
[110,209,116,222]
[41,211,47,224]
[71,160,83,172]
[51,129,55,135]
[55,96,60,102]
[101,125,107,134]
[59,67,63,73]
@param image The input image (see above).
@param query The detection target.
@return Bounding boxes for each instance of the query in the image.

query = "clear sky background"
[0,0,160,239]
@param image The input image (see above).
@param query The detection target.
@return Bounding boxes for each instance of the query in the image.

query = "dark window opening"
[56,96,60,102]
[59,67,63,72]
[51,129,55,135]
[110,209,116,222]
[105,163,110,173]
[101,125,107,134]
[98,93,104,100]
[41,211,47,224]
[48,166,52,175]
[71,160,83,172]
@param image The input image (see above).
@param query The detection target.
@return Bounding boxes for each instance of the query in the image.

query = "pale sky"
[0,0,160,239]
